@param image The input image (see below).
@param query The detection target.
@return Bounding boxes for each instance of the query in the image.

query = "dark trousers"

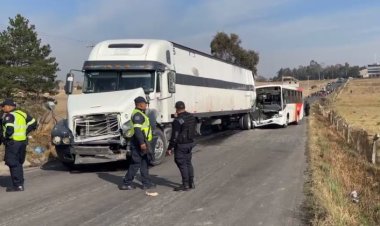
[174,143,195,185]
[124,144,151,186]
[4,140,27,187]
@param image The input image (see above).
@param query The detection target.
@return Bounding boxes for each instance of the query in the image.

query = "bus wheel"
[283,116,289,128]
[295,112,301,125]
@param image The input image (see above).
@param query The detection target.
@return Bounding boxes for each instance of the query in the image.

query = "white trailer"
[51,39,256,167]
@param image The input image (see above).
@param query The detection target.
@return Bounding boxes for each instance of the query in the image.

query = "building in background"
[359,68,369,78]
[367,64,380,78]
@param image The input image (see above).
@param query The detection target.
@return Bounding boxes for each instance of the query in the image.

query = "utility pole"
[318,69,320,81]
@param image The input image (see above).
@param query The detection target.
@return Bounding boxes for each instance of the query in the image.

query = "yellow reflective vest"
[2,110,35,141]
[131,109,152,142]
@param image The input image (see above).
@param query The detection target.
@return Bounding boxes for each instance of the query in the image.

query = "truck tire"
[239,114,251,130]
[150,129,167,166]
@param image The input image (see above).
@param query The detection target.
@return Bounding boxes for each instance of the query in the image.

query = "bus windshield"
[256,86,282,111]
[83,70,155,93]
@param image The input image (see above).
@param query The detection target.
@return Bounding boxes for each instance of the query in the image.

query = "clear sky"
[1,0,380,79]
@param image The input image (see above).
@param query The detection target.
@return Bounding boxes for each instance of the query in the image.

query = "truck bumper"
[55,145,129,165]
[253,117,284,127]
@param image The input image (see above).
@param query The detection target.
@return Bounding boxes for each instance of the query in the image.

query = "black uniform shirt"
[168,111,196,150]
[132,109,147,146]
[168,117,182,150]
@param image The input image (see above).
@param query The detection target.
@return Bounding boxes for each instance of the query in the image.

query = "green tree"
[0,14,59,98]
[210,32,259,76]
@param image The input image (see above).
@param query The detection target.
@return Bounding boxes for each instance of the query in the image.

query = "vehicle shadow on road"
[96,172,131,188]
[96,172,181,189]
[148,174,181,189]
[0,176,12,188]
[40,160,128,173]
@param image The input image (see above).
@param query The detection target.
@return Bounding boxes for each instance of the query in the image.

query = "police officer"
[167,101,197,191]
[1,99,36,192]
[304,100,310,117]
[120,96,156,190]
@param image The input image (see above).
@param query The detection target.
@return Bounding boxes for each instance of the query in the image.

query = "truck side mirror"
[168,71,176,93]
[65,73,74,95]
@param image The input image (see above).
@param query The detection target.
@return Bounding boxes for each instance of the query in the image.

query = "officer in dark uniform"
[304,100,310,117]
[120,96,156,190]
[167,101,197,191]
[1,99,37,192]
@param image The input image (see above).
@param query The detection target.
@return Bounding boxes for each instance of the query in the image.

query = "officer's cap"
[134,96,147,104]
[175,101,185,109]
[0,99,16,107]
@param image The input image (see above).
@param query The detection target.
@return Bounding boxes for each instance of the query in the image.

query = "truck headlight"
[62,137,71,145]
[52,136,61,145]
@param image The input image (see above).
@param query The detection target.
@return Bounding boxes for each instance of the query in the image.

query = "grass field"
[308,105,380,225]
[334,78,380,136]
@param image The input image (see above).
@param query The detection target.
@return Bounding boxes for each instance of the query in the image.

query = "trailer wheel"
[239,114,251,130]
[150,129,167,166]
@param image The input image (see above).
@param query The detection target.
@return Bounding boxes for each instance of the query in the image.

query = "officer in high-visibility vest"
[1,99,37,192]
[120,96,156,190]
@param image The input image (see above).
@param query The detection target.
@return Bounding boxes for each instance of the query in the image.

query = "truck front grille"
[74,113,120,141]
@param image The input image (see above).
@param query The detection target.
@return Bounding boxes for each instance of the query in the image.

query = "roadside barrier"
[316,81,380,166]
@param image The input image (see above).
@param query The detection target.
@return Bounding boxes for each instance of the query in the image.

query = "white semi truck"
[51,39,256,167]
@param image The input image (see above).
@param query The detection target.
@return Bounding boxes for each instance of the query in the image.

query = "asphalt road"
[0,121,308,226]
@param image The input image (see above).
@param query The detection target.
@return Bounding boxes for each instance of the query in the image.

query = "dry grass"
[256,79,334,96]
[334,78,380,137]
[308,105,380,225]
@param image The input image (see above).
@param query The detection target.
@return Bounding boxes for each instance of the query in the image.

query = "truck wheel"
[239,116,244,130]
[150,129,167,166]
[239,114,251,130]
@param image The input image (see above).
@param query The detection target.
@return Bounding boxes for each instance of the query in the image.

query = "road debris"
[350,190,359,203]
[145,191,159,197]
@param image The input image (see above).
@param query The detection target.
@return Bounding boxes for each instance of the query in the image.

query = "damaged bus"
[252,85,304,128]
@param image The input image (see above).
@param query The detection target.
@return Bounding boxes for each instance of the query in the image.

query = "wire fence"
[316,81,380,166]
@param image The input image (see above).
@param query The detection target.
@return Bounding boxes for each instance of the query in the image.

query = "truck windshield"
[83,71,155,93]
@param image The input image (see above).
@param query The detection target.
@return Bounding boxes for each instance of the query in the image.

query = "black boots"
[174,180,195,191]
[189,179,195,189]
[173,184,190,191]
[6,185,24,192]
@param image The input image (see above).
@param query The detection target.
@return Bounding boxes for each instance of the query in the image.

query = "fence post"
[374,134,380,165]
